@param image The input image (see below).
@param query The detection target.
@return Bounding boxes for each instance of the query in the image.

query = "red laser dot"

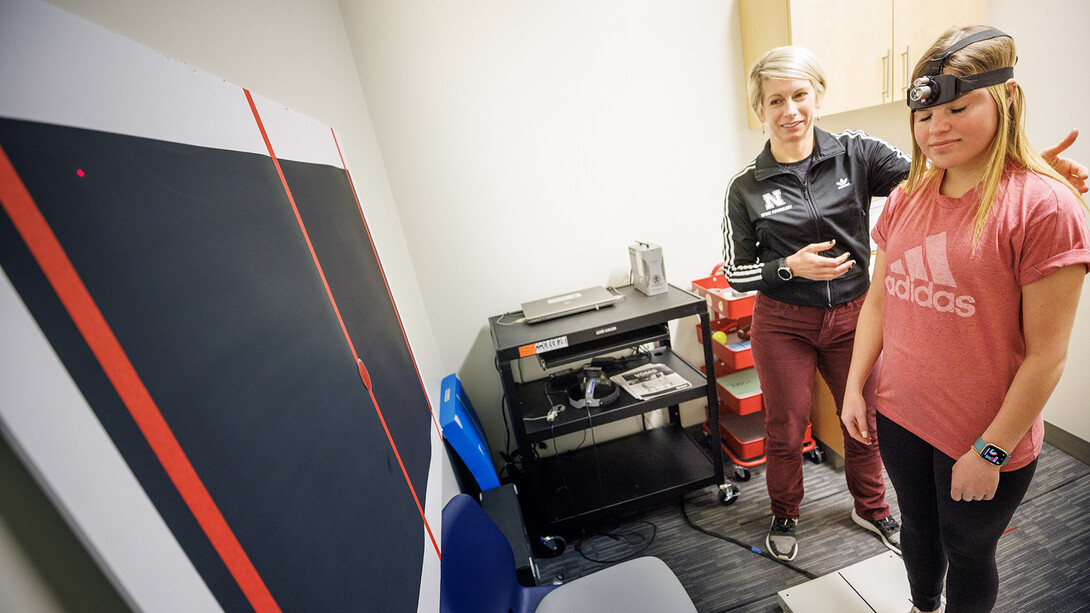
[76,169,85,177]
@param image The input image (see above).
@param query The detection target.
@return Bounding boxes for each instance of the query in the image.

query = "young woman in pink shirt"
[842,26,1090,613]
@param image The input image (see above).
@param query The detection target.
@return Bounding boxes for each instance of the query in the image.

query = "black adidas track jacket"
[722,127,910,308]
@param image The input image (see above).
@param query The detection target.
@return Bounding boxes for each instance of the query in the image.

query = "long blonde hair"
[903,25,1086,245]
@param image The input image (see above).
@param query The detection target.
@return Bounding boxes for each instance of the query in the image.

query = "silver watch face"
[777,265,792,280]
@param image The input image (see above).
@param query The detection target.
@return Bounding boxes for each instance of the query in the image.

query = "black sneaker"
[766,516,798,560]
[851,508,901,555]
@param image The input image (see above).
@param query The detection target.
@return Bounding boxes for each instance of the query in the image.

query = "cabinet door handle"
[901,45,912,94]
[882,49,891,100]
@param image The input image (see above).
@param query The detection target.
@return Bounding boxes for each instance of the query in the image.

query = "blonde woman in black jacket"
[723,45,903,562]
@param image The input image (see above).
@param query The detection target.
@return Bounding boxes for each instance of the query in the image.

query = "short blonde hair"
[748,46,827,116]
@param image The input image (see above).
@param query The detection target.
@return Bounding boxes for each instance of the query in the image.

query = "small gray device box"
[629,242,667,296]
[520,286,623,324]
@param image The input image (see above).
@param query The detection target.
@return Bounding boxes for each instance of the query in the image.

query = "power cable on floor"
[574,520,658,565]
[679,493,819,580]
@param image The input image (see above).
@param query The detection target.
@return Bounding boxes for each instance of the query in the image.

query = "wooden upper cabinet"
[738,0,985,129]
[891,0,986,103]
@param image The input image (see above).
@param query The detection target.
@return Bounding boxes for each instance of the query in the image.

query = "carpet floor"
[534,438,1090,612]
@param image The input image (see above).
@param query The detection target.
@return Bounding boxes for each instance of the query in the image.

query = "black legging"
[877,412,1036,613]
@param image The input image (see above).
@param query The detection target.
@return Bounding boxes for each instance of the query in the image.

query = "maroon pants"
[749,292,890,521]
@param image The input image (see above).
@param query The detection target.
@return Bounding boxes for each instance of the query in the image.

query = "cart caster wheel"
[806,447,825,464]
[717,483,741,506]
[732,466,751,482]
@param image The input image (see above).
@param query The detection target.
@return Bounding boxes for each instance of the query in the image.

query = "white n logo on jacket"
[762,189,785,210]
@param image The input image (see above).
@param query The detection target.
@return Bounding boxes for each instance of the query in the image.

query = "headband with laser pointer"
[907,29,1015,110]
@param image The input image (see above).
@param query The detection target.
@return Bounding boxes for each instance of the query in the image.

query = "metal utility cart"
[489,284,733,550]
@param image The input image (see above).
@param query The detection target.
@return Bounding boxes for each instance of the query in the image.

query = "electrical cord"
[548,420,586,516]
[604,285,626,302]
[493,355,515,461]
[543,369,609,518]
[524,404,566,422]
[541,378,590,452]
[574,519,657,564]
[494,311,526,326]
[543,374,586,512]
[575,374,611,515]
[679,492,818,580]
[501,392,512,451]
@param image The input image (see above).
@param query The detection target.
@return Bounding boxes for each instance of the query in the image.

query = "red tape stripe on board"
[0,145,282,613]
[244,90,440,560]
[329,128,442,439]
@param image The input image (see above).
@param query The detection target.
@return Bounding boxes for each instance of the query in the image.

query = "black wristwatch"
[973,437,1010,466]
[776,258,794,281]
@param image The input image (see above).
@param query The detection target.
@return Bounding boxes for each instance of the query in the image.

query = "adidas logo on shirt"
[884,232,976,317]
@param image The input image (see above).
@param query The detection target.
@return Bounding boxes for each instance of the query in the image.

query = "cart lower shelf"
[534,424,719,532]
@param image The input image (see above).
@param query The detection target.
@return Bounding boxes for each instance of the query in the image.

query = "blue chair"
[440,494,698,613]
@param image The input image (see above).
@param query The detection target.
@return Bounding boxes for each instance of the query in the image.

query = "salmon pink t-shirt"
[873,168,1090,470]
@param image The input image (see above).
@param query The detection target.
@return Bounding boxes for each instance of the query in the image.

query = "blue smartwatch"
[973,437,1010,466]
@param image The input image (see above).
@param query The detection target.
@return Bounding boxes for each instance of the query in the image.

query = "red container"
[691,274,755,320]
[716,413,814,463]
[718,411,766,461]
[694,318,745,345]
[716,367,762,415]
[711,331,753,370]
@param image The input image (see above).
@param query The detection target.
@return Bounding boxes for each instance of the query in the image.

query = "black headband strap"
[925,28,1012,75]
[956,66,1015,94]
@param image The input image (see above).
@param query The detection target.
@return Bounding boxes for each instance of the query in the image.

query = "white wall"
[988,0,1090,443]
[339,0,767,464]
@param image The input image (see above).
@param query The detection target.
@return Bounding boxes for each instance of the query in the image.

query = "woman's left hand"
[841,390,872,445]
[950,450,1001,501]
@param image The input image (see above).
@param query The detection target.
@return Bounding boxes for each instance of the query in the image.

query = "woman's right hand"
[841,389,872,445]
[785,240,855,281]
